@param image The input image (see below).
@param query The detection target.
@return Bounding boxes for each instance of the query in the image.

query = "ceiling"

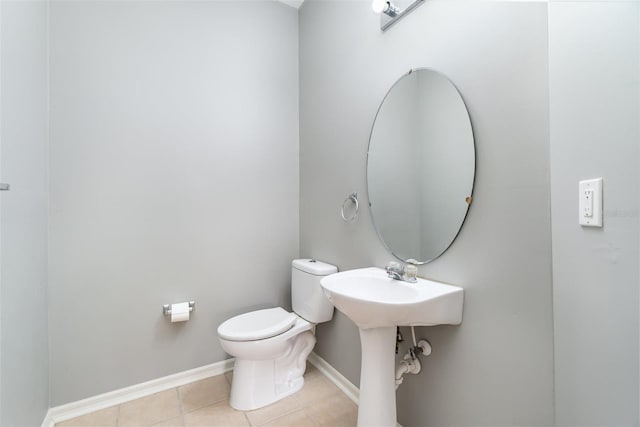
[277,0,304,9]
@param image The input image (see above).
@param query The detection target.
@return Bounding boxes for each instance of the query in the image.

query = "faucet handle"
[385,261,403,273]
[385,261,418,282]
[403,264,418,282]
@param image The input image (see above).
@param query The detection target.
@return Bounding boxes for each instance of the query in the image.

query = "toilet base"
[229,330,316,411]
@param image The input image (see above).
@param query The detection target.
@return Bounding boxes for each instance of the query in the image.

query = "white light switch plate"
[579,178,603,227]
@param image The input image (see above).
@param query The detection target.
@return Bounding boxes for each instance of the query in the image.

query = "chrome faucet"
[385,261,404,280]
[385,261,418,283]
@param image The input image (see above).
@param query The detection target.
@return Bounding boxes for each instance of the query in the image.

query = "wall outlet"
[578,178,603,227]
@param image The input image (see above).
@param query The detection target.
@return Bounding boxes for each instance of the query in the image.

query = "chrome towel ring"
[341,192,359,222]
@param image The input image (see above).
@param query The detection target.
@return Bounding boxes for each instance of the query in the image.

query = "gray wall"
[0,1,50,425]
[549,2,640,425]
[6,2,637,424]
[48,0,299,405]
[299,1,554,426]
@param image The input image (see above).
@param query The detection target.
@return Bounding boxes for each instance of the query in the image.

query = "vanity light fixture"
[372,0,425,31]
[372,0,400,17]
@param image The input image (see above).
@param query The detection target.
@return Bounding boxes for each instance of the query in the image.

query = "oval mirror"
[367,68,475,264]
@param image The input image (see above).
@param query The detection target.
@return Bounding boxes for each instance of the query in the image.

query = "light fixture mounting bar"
[380,0,425,31]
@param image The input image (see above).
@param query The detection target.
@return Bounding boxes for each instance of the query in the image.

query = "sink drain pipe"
[395,327,431,390]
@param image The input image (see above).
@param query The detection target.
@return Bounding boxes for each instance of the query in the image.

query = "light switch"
[579,178,603,227]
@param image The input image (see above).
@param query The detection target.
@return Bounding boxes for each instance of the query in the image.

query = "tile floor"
[56,364,358,427]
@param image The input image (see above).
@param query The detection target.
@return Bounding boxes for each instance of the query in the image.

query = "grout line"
[114,404,120,427]
[303,407,320,427]
[243,411,252,427]
[175,386,184,415]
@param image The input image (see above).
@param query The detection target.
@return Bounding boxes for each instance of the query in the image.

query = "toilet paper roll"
[171,302,190,323]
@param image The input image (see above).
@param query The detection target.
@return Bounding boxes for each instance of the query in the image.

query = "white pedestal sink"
[320,267,464,427]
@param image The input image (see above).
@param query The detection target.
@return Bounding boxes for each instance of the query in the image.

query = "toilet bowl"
[217,259,337,411]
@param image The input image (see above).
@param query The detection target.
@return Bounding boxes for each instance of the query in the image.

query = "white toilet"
[217,259,337,411]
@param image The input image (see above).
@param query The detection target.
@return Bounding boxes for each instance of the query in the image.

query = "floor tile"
[244,394,302,426]
[151,416,184,427]
[178,376,229,413]
[183,401,249,427]
[258,409,316,427]
[54,364,359,427]
[303,393,358,427]
[303,362,323,380]
[56,406,118,427]
[118,389,181,427]
[295,372,342,407]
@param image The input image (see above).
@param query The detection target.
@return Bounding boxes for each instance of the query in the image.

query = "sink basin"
[320,267,464,427]
[320,267,463,329]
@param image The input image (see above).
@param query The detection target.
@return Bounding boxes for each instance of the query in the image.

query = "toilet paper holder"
[163,301,195,316]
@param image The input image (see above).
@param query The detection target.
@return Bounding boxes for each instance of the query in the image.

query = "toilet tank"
[292,259,337,323]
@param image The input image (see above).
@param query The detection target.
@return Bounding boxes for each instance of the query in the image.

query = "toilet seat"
[217,307,298,342]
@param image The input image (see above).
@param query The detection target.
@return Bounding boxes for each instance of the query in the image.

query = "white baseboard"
[307,352,359,404]
[41,412,56,427]
[41,358,235,427]
[41,352,398,427]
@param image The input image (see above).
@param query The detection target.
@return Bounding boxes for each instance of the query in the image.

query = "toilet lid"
[217,307,298,342]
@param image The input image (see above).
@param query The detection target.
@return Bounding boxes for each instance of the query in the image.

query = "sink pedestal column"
[357,326,397,427]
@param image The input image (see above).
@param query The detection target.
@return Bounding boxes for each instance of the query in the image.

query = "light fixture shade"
[372,0,387,14]
[374,0,425,31]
